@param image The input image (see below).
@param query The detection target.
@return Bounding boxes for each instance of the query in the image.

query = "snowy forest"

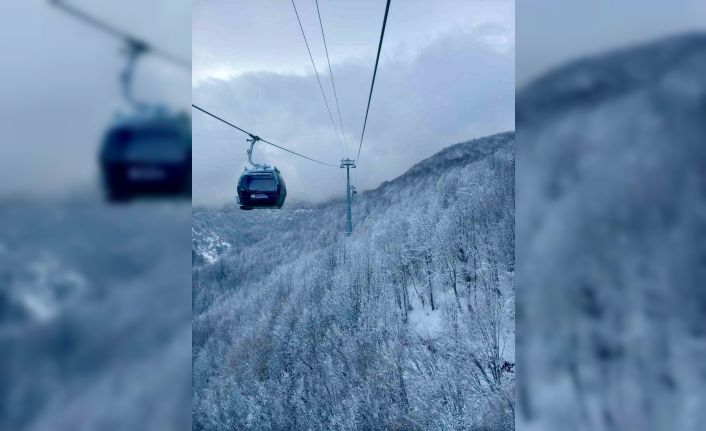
[0,202,192,430]
[516,34,706,430]
[192,132,515,430]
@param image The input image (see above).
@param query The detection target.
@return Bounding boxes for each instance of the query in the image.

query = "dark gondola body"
[237,167,287,210]
[99,110,192,202]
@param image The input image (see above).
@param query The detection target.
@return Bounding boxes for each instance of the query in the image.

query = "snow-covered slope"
[517,34,706,431]
[192,226,231,265]
[0,200,192,431]
[192,131,515,430]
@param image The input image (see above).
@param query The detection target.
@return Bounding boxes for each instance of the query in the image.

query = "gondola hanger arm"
[246,135,265,168]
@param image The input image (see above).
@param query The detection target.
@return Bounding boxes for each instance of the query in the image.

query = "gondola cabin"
[99,109,192,202]
[237,166,287,210]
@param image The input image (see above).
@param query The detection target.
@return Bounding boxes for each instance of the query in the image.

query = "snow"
[0,200,192,430]
[13,252,88,321]
[407,290,443,338]
[517,34,706,431]
[192,227,231,264]
[192,132,515,430]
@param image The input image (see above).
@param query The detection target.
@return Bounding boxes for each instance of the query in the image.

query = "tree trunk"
[426,255,435,311]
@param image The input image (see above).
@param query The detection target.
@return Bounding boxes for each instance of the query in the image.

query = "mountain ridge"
[517,32,706,124]
[516,33,706,430]
[192,130,515,430]
[192,131,515,265]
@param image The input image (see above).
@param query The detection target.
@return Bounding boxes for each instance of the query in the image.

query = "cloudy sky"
[192,0,515,205]
[0,0,190,199]
[6,1,704,203]
[517,0,706,85]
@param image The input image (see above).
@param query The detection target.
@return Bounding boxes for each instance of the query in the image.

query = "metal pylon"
[340,159,356,235]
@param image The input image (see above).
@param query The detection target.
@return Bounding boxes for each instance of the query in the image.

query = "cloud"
[193,25,515,206]
[517,0,706,85]
[0,0,190,198]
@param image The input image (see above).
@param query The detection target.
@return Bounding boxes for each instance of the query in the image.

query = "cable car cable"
[355,0,391,163]
[290,0,346,158]
[192,104,338,167]
[314,0,349,159]
[50,0,190,69]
